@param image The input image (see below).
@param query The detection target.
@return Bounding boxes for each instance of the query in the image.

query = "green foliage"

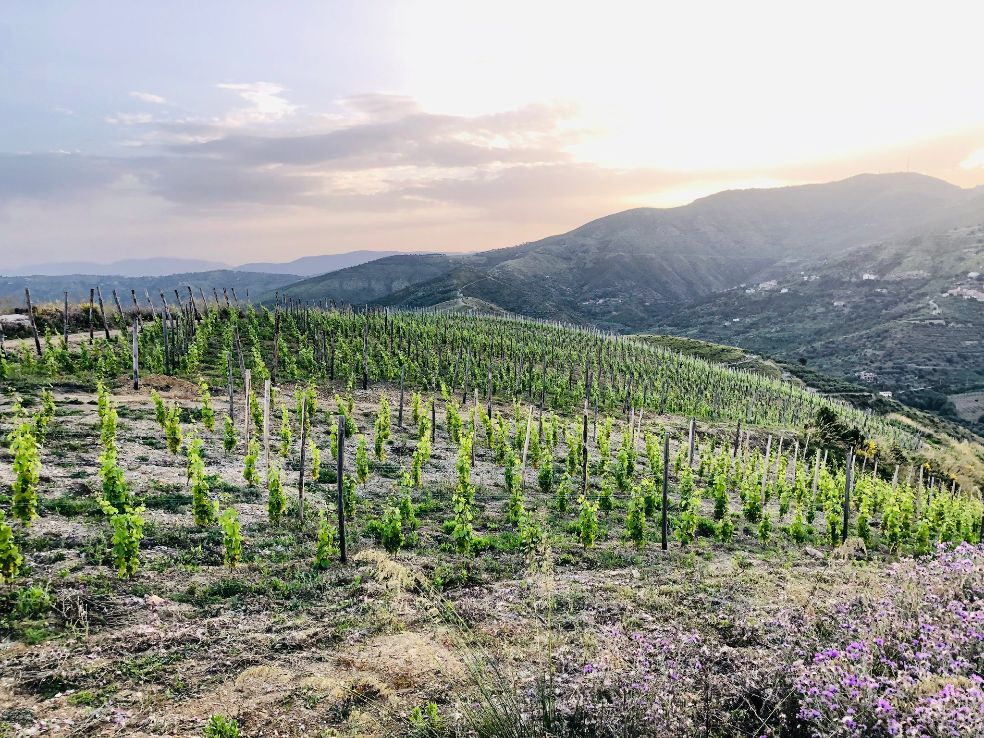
[758,510,773,543]
[639,477,658,518]
[164,403,183,455]
[379,505,403,553]
[278,404,292,457]
[410,427,431,487]
[151,388,167,427]
[249,390,264,436]
[315,508,339,568]
[308,439,321,481]
[456,432,474,504]
[328,413,339,460]
[199,381,215,432]
[0,512,23,583]
[576,494,599,548]
[789,504,808,543]
[295,384,316,436]
[243,438,261,487]
[450,486,475,554]
[99,445,131,513]
[398,477,420,533]
[445,399,463,444]
[598,474,615,515]
[203,715,240,738]
[34,388,56,444]
[717,513,735,543]
[15,584,51,619]
[267,465,287,525]
[742,485,763,523]
[614,443,631,492]
[99,500,145,578]
[538,457,554,495]
[597,416,613,472]
[10,422,41,526]
[343,474,358,521]
[220,507,243,569]
[712,473,728,520]
[407,702,443,738]
[355,435,370,486]
[504,450,525,526]
[187,437,217,527]
[626,484,647,547]
[335,394,357,436]
[374,393,391,461]
[222,414,237,454]
[555,472,572,514]
[519,513,547,571]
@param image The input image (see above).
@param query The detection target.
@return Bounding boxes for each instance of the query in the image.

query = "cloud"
[0,153,127,201]
[216,82,298,125]
[168,99,583,171]
[960,148,984,170]
[106,112,154,125]
[5,92,983,262]
[130,91,168,105]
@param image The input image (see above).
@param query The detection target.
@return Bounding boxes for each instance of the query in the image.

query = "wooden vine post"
[227,350,234,421]
[397,365,406,428]
[243,370,252,441]
[85,288,96,343]
[62,292,69,347]
[336,414,347,564]
[581,399,589,497]
[361,318,369,391]
[96,287,110,340]
[298,400,307,522]
[687,418,696,467]
[263,380,271,470]
[131,317,139,390]
[130,289,142,330]
[842,448,854,544]
[111,289,125,325]
[24,288,42,356]
[520,406,533,491]
[661,432,670,551]
[272,309,280,385]
[761,435,773,503]
[486,371,493,419]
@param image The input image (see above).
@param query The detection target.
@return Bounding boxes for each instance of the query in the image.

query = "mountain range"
[3,172,981,430]
[262,173,984,427]
[6,250,400,278]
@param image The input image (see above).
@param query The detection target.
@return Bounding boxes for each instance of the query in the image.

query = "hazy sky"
[3,0,984,269]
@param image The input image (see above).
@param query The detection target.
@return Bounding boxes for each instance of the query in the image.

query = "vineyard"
[1,293,982,737]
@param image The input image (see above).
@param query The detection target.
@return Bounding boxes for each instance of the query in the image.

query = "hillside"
[0,270,301,308]
[268,173,984,329]
[264,173,984,427]
[234,250,402,277]
[658,224,984,429]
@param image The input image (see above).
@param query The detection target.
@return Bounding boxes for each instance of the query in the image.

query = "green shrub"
[0,512,23,583]
[203,714,240,738]
[220,508,243,568]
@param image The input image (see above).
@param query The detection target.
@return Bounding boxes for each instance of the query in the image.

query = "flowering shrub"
[795,543,984,737]
[497,544,983,738]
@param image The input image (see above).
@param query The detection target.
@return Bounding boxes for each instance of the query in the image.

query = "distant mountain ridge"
[235,250,402,276]
[267,173,984,327]
[6,250,402,278]
[262,173,984,428]
[0,270,301,306]
[6,257,229,278]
